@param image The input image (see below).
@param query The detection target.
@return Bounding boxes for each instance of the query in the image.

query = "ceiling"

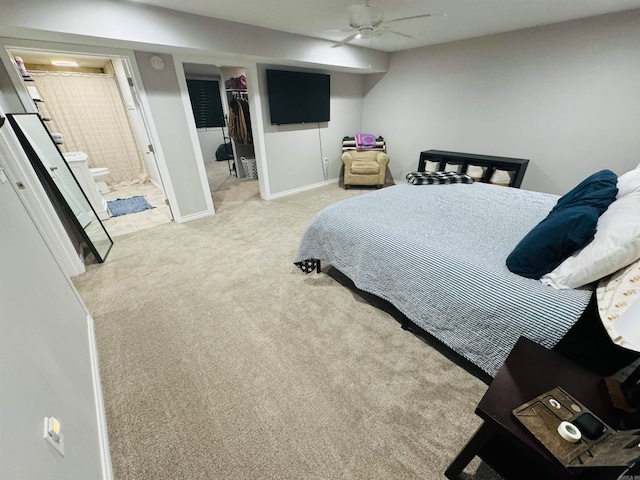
[128,0,640,52]
[7,0,640,68]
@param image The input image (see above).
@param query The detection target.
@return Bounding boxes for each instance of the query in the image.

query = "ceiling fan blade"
[385,30,414,39]
[386,13,445,24]
[331,33,358,48]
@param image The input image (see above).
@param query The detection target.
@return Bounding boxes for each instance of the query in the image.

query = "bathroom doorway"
[182,62,260,212]
[6,47,173,238]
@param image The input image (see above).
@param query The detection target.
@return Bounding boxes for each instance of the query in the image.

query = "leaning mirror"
[7,113,113,263]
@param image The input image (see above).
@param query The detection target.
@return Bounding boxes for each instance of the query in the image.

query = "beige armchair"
[341,150,389,189]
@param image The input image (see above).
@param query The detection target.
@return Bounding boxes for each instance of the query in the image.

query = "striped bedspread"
[293,183,592,376]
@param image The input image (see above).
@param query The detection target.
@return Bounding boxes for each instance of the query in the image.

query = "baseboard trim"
[267,178,339,200]
[87,314,114,480]
[175,210,215,223]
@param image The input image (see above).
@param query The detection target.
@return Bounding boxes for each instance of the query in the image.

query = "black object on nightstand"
[445,337,631,480]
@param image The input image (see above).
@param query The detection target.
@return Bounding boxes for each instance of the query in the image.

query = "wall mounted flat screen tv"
[266,69,330,125]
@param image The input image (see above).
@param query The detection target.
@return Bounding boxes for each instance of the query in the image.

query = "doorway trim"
[173,60,215,215]
[172,53,271,200]
[0,38,177,276]
[0,103,86,275]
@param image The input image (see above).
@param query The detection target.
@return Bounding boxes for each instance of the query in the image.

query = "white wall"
[134,51,212,220]
[197,129,227,162]
[0,165,110,479]
[259,66,365,195]
[362,10,640,195]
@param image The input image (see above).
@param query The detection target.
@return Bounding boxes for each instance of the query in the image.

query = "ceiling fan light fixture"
[349,4,384,30]
[359,27,373,39]
[333,1,439,48]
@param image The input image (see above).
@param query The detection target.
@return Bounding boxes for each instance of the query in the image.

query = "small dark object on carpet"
[107,196,155,217]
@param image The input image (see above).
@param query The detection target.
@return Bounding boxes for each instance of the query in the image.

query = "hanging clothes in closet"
[228,96,252,145]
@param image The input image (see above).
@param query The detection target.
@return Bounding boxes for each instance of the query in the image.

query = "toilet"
[62,151,111,220]
[90,167,111,194]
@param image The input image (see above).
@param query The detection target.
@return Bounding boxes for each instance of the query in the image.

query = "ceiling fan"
[331,1,442,48]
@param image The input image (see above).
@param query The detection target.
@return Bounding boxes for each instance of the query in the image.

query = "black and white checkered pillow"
[406,171,474,185]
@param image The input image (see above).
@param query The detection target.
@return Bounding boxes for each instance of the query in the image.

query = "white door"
[114,58,174,220]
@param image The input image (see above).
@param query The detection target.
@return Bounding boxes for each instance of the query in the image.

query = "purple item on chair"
[356,133,377,149]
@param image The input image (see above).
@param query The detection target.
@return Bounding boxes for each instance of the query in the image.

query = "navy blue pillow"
[552,169,618,215]
[506,205,600,279]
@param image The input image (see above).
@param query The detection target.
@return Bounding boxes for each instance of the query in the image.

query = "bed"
[294,180,638,378]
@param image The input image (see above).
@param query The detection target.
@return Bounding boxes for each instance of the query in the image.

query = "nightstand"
[445,337,628,480]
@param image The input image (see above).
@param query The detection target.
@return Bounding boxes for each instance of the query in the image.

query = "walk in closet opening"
[182,62,259,212]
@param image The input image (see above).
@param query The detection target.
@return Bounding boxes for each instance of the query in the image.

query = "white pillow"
[616,168,640,199]
[444,162,462,173]
[490,169,514,186]
[541,191,640,289]
[425,160,440,172]
[467,164,487,180]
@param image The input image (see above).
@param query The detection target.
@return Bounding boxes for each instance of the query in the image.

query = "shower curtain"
[30,70,149,186]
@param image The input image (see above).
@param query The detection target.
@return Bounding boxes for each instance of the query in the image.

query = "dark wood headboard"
[418,150,529,188]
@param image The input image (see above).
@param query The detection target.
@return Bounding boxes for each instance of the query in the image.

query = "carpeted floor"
[73,177,501,480]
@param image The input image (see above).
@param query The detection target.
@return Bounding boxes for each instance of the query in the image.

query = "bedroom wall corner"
[362,9,640,195]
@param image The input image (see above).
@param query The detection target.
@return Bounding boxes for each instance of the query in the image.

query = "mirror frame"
[7,113,113,263]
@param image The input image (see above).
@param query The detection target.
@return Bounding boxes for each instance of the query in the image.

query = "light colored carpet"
[73,176,502,480]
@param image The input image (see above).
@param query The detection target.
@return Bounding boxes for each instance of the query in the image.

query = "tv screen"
[266,69,330,125]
